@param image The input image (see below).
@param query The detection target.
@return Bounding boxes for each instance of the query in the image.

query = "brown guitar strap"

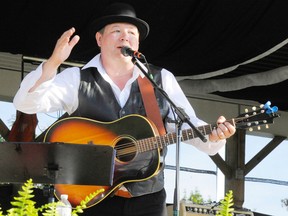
[137,76,166,135]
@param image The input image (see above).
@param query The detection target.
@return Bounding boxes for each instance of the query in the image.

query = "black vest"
[71,65,170,197]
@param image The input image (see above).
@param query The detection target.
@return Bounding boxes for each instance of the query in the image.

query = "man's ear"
[96,32,102,47]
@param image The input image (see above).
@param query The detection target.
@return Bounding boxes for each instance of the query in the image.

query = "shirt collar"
[82,53,146,78]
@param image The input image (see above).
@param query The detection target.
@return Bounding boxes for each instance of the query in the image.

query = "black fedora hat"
[90,2,149,41]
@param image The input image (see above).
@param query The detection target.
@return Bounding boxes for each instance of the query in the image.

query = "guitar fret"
[162,135,167,147]
[181,130,186,141]
[187,131,190,141]
[158,136,163,148]
[163,135,169,147]
[168,133,174,144]
[155,136,161,149]
[185,128,195,141]
[161,136,165,148]
[190,129,195,139]
[198,126,204,135]
[140,140,144,151]
[207,125,213,134]
[202,125,206,135]
[163,134,170,147]
[171,133,176,144]
[158,137,162,148]
[137,140,142,152]
[172,135,176,143]
[150,137,156,150]
[143,139,149,152]
[145,138,150,151]
[144,139,149,152]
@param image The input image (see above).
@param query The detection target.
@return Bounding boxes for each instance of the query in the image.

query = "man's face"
[96,22,140,60]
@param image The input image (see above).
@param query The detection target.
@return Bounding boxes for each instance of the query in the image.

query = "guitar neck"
[136,120,233,153]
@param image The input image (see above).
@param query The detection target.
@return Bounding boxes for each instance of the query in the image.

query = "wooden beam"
[224,129,246,208]
[0,118,10,140]
[244,135,286,176]
[210,153,232,178]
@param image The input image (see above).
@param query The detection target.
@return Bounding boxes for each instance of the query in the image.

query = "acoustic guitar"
[43,101,279,208]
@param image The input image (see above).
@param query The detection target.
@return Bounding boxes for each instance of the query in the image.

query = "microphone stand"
[131,57,207,216]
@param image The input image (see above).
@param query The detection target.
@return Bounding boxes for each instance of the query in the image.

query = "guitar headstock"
[235,101,280,131]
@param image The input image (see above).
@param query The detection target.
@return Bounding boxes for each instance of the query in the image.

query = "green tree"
[182,188,212,204]
[189,188,204,204]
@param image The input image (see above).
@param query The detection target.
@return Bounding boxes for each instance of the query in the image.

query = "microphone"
[121,46,144,59]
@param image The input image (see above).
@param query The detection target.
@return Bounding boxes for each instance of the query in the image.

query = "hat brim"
[90,15,150,41]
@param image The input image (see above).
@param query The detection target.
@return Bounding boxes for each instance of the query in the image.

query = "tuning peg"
[263,101,278,114]
[264,101,271,107]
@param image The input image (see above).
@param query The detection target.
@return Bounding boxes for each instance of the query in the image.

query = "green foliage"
[0,179,104,216]
[184,188,211,205]
[216,190,234,216]
[7,179,38,216]
[189,189,204,204]
[72,189,104,216]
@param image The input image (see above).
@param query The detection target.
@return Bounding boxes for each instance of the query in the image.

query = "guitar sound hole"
[115,138,137,162]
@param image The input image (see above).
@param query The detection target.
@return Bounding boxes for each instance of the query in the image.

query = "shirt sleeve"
[161,68,225,155]
[13,63,80,114]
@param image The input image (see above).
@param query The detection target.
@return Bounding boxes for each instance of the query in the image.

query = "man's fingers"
[69,35,80,48]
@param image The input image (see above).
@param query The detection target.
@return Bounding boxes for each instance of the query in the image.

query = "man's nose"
[120,32,129,41]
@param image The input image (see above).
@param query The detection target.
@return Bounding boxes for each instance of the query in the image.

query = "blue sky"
[1,101,288,215]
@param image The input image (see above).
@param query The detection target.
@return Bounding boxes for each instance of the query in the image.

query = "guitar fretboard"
[136,123,217,153]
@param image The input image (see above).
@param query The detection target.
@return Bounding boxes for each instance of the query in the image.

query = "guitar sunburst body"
[44,114,161,208]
